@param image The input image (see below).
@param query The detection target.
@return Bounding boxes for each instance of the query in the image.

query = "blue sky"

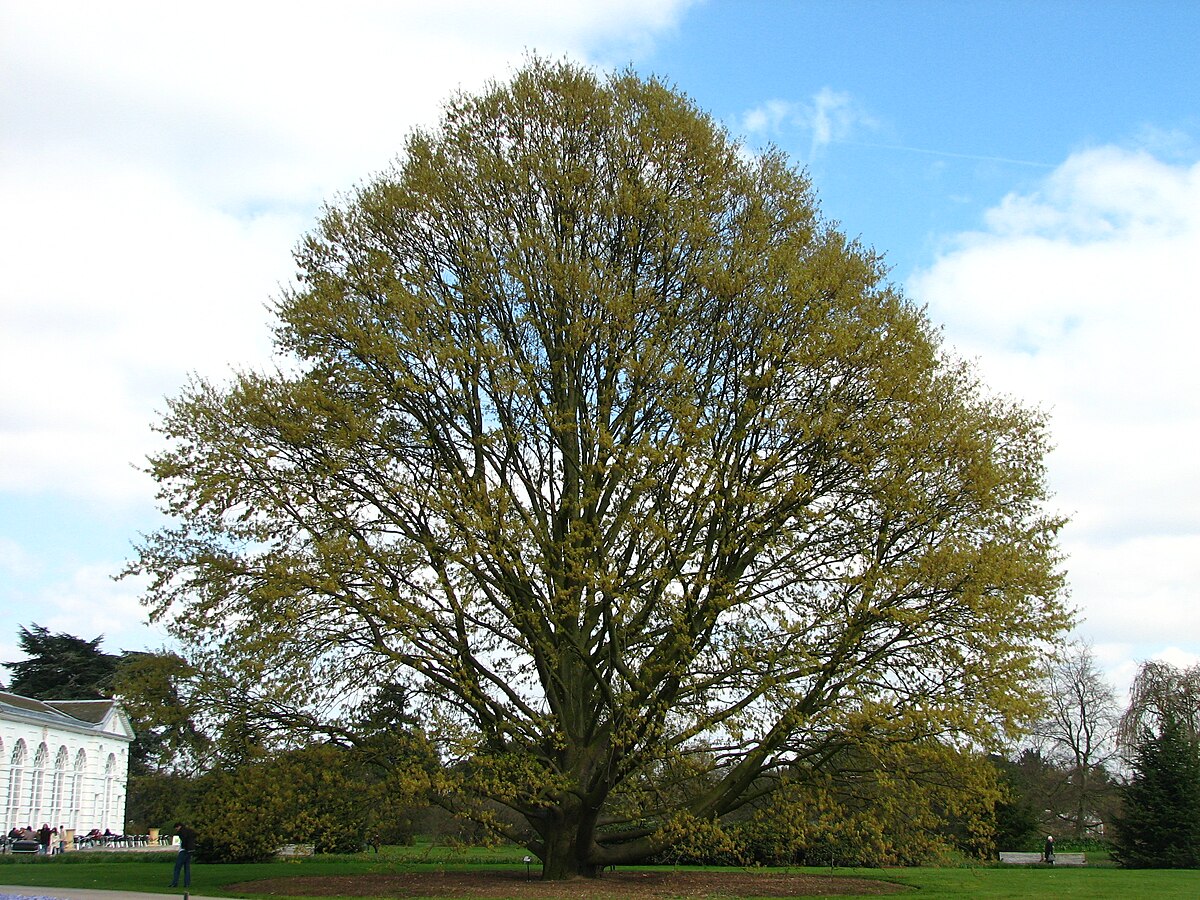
[2,1,1197,700]
[652,2,1199,277]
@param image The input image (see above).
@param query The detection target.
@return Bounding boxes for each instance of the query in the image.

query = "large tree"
[128,59,1069,878]
[1111,660,1200,867]
[3,623,119,699]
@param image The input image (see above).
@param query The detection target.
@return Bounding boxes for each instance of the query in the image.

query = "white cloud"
[982,147,1199,240]
[0,0,693,506]
[0,0,695,664]
[0,537,37,579]
[910,147,1200,666]
[742,99,798,134]
[0,560,168,673]
[2,1,693,198]
[0,158,299,500]
[34,563,158,652]
[741,87,876,161]
[808,87,859,151]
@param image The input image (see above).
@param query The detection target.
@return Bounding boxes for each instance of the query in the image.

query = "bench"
[1000,851,1086,866]
[276,843,315,858]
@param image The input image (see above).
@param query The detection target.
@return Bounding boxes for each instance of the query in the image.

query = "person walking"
[1043,834,1055,864]
[169,821,197,889]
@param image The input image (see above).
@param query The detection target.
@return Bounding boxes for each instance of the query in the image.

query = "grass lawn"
[861,864,1198,898]
[0,848,1196,899]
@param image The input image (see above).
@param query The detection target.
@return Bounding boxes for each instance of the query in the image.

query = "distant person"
[37,823,51,854]
[1043,834,1055,863]
[169,821,197,889]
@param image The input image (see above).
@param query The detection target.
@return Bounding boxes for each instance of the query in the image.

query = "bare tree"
[1033,642,1120,837]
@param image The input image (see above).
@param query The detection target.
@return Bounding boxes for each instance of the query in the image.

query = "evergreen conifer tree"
[1113,712,1200,868]
[2,623,119,699]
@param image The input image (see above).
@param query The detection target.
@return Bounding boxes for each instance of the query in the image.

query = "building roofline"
[0,692,134,744]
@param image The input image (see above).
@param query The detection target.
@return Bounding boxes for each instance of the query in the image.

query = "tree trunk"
[535,801,604,879]
[1073,765,1089,839]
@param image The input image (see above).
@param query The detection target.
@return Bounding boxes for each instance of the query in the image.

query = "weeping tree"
[1119,660,1200,750]
[128,59,1069,878]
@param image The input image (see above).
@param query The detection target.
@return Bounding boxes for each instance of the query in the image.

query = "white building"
[0,692,133,835]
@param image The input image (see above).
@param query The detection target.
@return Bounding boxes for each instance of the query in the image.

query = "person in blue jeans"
[170,821,197,888]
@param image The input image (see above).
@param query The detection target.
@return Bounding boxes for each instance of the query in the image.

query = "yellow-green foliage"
[193,744,428,862]
[735,741,1003,867]
[131,56,1071,878]
[654,810,743,866]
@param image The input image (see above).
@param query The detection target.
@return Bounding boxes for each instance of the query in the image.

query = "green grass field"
[0,846,1195,899]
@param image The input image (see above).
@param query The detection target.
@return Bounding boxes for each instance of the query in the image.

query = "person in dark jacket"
[170,821,197,888]
[1043,834,1055,863]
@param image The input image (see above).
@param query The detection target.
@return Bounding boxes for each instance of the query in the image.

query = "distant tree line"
[4,625,1196,867]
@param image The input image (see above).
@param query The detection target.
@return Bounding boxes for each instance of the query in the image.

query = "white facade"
[0,692,133,835]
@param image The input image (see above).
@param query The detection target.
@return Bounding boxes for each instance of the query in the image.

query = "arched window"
[70,749,86,830]
[7,740,27,829]
[29,743,48,823]
[51,747,70,826]
[101,754,117,832]
[0,737,7,833]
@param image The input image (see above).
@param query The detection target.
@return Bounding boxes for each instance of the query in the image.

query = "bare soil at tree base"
[227,869,908,897]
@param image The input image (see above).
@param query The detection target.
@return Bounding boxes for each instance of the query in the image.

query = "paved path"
[0,888,222,900]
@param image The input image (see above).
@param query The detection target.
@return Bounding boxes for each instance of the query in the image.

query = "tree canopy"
[2,623,119,700]
[129,59,1070,878]
[1119,660,1200,751]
